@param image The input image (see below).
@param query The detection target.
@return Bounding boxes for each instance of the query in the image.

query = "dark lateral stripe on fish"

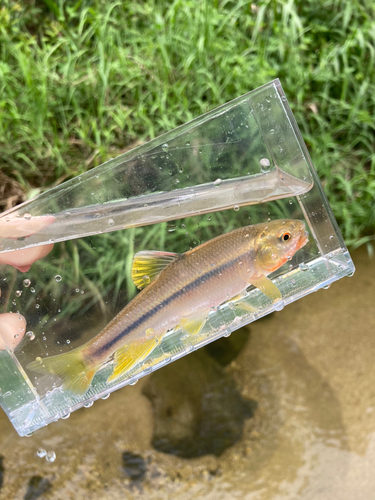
[93,251,248,357]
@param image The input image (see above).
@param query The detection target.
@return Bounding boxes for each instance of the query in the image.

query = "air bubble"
[15,290,22,297]
[224,329,231,337]
[299,263,309,271]
[61,413,70,419]
[46,451,56,462]
[161,143,169,151]
[55,275,62,282]
[23,213,32,220]
[26,331,35,340]
[30,287,35,293]
[108,219,115,227]
[14,334,19,339]
[259,158,271,172]
[289,199,293,205]
[129,380,138,386]
[233,205,240,212]
[84,402,93,408]
[214,178,222,186]
[35,304,40,309]
[66,340,70,344]
[37,448,47,458]
[322,284,331,290]
[101,393,110,399]
[23,279,31,288]
[274,299,285,311]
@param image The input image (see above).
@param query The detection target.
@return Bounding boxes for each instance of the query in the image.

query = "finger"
[0,313,26,351]
[0,215,55,239]
[0,243,54,272]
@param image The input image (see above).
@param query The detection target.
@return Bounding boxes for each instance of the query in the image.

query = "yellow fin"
[26,348,97,396]
[131,250,180,290]
[228,293,256,313]
[107,337,158,383]
[251,275,282,301]
[179,316,207,336]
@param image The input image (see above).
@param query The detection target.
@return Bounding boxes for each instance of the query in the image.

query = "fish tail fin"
[107,338,158,383]
[27,348,97,396]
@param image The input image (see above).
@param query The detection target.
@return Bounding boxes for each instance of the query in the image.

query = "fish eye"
[280,232,291,242]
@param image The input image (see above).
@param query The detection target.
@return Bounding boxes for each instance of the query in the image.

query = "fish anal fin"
[107,338,158,383]
[179,315,207,336]
[131,250,180,290]
[251,275,282,301]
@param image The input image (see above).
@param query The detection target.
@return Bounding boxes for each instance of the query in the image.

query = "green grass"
[0,0,374,247]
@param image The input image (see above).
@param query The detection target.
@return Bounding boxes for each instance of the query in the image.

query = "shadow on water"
[0,456,4,492]
[142,327,257,458]
[23,476,52,500]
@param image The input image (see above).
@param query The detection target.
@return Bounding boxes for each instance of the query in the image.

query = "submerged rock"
[142,343,256,458]
[122,451,146,481]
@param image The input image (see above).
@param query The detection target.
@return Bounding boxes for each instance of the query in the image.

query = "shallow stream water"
[0,247,374,500]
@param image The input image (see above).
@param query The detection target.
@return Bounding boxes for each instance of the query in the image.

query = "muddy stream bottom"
[0,247,374,500]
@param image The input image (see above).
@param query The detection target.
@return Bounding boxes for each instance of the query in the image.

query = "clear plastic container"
[0,79,354,436]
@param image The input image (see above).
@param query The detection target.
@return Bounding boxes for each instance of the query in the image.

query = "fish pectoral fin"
[131,250,180,290]
[179,315,207,336]
[228,293,256,314]
[251,275,282,301]
[107,338,158,383]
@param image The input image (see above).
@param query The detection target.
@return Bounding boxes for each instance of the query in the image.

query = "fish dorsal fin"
[131,250,180,289]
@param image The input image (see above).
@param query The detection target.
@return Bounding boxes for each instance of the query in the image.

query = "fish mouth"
[299,230,309,249]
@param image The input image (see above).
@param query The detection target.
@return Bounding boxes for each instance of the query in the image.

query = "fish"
[27,219,309,395]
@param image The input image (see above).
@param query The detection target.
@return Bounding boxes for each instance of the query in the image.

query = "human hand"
[0,215,55,350]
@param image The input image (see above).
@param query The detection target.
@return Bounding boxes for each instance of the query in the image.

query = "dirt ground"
[0,247,374,500]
